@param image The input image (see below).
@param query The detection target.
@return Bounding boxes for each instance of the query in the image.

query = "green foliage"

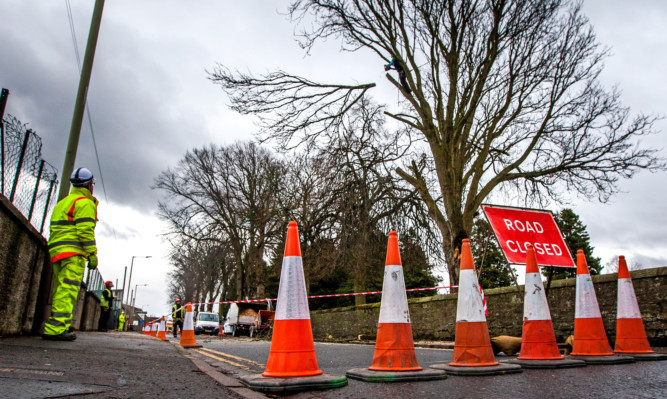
[547,208,602,279]
[470,218,513,289]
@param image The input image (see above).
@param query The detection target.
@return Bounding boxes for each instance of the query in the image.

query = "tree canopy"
[210,0,663,286]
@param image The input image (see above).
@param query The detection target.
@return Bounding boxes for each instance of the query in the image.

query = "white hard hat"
[70,167,95,186]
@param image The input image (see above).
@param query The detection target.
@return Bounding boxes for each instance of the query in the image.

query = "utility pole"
[58,0,105,201]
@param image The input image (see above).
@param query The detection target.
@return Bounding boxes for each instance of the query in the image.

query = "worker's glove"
[87,254,98,269]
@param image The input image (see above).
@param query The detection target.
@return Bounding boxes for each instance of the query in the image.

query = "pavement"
[2,332,665,399]
[0,331,261,399]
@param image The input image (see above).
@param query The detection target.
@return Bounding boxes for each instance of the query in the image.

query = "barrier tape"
[150,286,457,322]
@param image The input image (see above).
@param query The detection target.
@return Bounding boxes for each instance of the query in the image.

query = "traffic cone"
[570,250,633,364]
[240,222,347,393]
[179,303,202,348]
[150,321,158,337]
[346,231,445,382]
[143,323,149,335]
[219,324,226,337]
[431,239,521,376]
[614,256,666,360]
[157,316,167,341]
[510,244,585,369]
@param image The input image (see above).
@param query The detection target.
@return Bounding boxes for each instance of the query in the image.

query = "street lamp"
[125,255,151,309]
[129,283,148,330]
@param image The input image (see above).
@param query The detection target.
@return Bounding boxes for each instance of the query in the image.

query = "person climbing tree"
[384,57,411,93]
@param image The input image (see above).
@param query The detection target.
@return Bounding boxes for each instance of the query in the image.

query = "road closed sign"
[481,204,575,268]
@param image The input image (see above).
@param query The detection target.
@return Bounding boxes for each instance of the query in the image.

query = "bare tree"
[155,142,286,299]
[210,0,663,285]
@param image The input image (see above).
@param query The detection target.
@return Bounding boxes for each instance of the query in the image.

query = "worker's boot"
[43,331,77,341]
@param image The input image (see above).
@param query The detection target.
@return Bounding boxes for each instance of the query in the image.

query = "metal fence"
[1,90,59,235]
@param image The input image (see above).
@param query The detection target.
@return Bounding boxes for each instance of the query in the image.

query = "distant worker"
[43,167,99,341]
[384,56,412,94]
[118,311,125,332]
[172,298,184,337]
[98,281,114,331]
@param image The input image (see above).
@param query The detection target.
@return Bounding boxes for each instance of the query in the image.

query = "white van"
[194,312,219,335]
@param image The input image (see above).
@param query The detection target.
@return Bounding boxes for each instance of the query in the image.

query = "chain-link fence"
[1,92,59,235]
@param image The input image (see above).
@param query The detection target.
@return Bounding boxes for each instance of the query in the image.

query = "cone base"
[346,368,445,382]
[618,352,667,361]
[506,358,586,369]
[369,323,421,371]
[430,362,522,376]
[450,322,498,367]
[240,373,347,393]
[614,318,653,353]
[567,354,635,365]
[263,319,322,378]
[571,318,613,356]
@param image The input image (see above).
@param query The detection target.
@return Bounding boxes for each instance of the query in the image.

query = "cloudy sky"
[1,0,665,316]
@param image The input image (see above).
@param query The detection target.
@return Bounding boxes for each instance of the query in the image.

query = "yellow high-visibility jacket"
[48,186,98,263]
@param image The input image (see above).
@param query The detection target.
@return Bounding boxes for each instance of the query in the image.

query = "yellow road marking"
[199,347,265,368]
[192,349,252,371]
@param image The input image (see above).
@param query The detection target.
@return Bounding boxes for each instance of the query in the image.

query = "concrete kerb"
[346,367,446,382]
[239,373,348,393]
[430,363,522,376]
[566,354,635,365]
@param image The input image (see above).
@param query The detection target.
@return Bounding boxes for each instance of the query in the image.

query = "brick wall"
[311,266,666,346]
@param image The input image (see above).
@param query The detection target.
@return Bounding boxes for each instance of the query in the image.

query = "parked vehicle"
[194,312,220,335]
[225,302,272,337]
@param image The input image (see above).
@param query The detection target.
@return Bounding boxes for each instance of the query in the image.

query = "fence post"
[0,88,8,196]
[39,177,55,234]
[9,128,31,202]
[28,159,45,223]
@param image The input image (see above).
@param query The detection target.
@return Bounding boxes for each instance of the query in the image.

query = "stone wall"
[311,266,666,346]
[0,195,100,336]
[0,195,50,335]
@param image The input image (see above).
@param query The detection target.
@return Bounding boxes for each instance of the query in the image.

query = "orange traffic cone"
[431,239,521,376]
[614,256,666,360]
[570,250,633,364]
[263,222,322,377]
[219,324,226,337]
[143,323,149,335]
[240,222,347,393]
[179,303,202,348]
[510,245,584,369]
[150,321,158,337]
[157,316,167,341]
[369,231,421,371]
[346,231,445,382]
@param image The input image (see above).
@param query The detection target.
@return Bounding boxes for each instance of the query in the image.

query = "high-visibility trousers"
[43,256,85,336]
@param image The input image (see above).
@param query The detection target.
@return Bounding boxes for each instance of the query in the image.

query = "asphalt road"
[190,336,667,399]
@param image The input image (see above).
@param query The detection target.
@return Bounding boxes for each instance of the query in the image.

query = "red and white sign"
[481,204,574,268]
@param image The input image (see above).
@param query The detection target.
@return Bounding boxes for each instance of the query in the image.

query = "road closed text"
[505,240,563,256]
